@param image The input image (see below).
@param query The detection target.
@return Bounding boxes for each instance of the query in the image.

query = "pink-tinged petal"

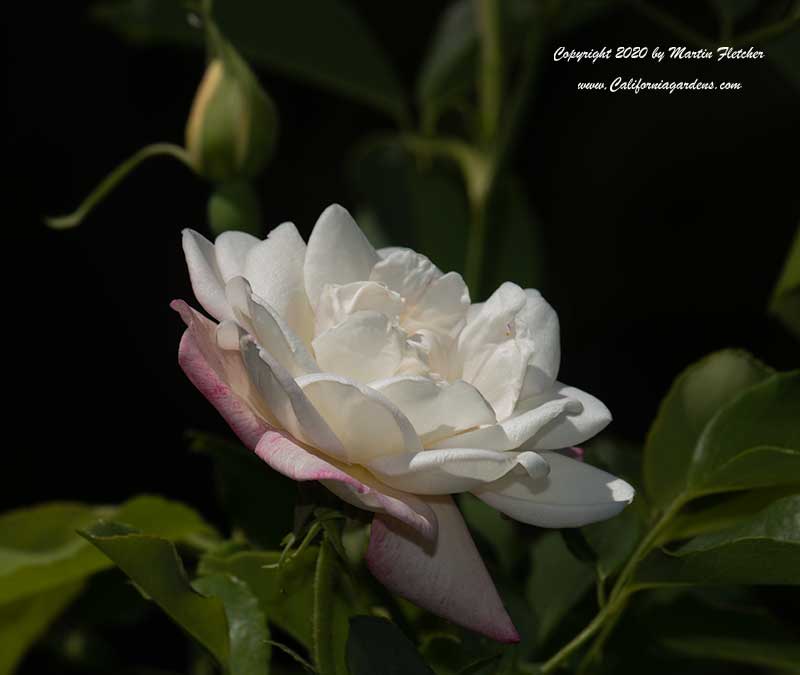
[254,431,437,540]
[172,299,270,449]
[366,496,519,643]
[562,446,584,461]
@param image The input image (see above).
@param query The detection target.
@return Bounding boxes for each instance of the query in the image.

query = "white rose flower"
[174,204,633,642]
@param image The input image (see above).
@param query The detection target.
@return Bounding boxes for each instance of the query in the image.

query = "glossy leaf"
[80,524,230,666]
[0,496,215,604]
[0,580,84,675]
[635,494,800,588]
[526,532,594,645]
[688,370,800,495]
[667,485,800,541]
[642,349,773,510]
[769,224,800,337]
[93,0,408,122]
[199,548,318,648]
[346,616,435,675]
[194,574,271,675]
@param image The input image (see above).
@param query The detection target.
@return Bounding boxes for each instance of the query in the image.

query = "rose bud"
[185,44,278,183]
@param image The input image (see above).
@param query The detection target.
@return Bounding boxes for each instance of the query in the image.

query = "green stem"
[477,0,503,145]
[541,497,687,673]
[464,199,489,296]
[313,537,336,675]
[45,142,193,229]
[540,603,616,673]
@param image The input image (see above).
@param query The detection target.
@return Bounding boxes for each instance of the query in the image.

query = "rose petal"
[369,248,441,308]
[315,281,404,335]
[312,311,412,383]
[458,283,560,419]
[366,496,519,643]
[240,338,346,458]
[295,372,422,461]
[472,451,634,527]
[181,230,231,322]
[365,449,549,494]
[404,271,470,339]
[517,289,560,399]
[430,390,581,451]
[518,383,611,451]
[244,222,315,344]
[214,231,259,282]
[368,376,496,445]
[226,277,318,376]
[254,431,437,540]
[172,299,270,447]
[304,204,379,309]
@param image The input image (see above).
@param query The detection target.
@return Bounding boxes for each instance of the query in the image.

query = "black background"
[5,1,798,521]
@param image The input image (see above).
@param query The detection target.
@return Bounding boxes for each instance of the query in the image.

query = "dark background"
[5,1,798,521]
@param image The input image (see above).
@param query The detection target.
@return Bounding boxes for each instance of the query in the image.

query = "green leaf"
[346,616,435,675]
[526,532,594,645]
[667,485,800,540]
[642,349,774,510]
[80,525,230,666]
[483,177,544,293]
[193,574,271,675]
[0,580,84,675]
[688,370,800,495]
[769,224,800,338]
[93,0,408,122]
[0,495,215,604]
[199,549,318,648]
[351,141,470,276]
[634,494,800,588]
[416,0,477,126]
[189,431,296,548]
[459,493,523,574]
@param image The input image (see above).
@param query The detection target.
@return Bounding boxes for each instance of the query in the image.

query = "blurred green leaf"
[194,574,271,675]
[635,494,800,588]
[346,616,435,675]
[687,370,800,495]
[189,431,295,548]
[351,141,470,276]
[459,493,523,574]
[199,548,318,648]
[642,349,773,511]
[416,0,477,127]
[93,0,408,122]
[80,525,230,667]
[769,224,800,338]
[483,177,544,293]
[0,580,84,675]
[0,496,215,605]
[526,532,594,645]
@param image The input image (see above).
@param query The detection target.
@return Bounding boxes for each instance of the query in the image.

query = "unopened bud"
[186,47,278,182]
